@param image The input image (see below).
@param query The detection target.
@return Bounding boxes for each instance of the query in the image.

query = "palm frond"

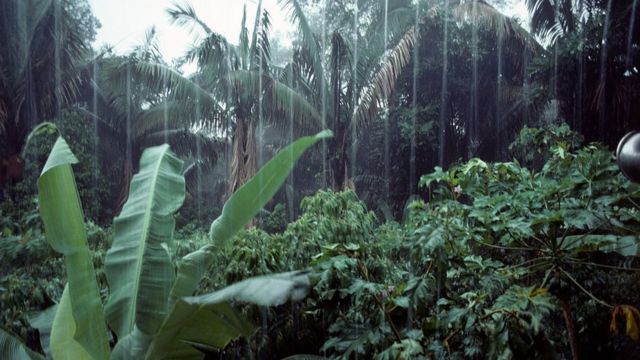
[103,58,224,123]
[350,25,417,133]
[228,70,321,134]
[142,129,225,164]
[132,26,163,62]
[279,0,325,92]
[249,0,264,70]
[239,4,250,68]
[135,100,224,138]
[166,1,213,35]
[453,0,541,53]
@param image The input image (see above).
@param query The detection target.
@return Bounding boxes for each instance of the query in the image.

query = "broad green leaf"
[105,144,184,342]
[168,130,331,302]
[110,326,154,360]
[209,129,332,245]
[37,137,110,360]
[168,245,215,305]
[144,301,254,360]
[0,327,44,360]
[182,270,311,306]
[146,271,311,359]
[50,286,92,360]
[562,235,639,257]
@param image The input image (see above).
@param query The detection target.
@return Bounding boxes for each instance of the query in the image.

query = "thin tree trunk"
[560,295,580,360]
[229,118,257,196]
[115,155,133,215]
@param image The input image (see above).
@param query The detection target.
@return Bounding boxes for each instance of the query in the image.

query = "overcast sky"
[88,0,529,63]
[88,0,293,61]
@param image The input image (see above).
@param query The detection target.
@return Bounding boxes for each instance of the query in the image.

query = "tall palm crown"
[90,29,224,210]
[0,0,91,187]
[165,1,321,195]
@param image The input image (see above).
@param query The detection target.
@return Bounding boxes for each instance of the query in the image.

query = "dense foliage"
[2,0,640,358]
[158,124,640,358]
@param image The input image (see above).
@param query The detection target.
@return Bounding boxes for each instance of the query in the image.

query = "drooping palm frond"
[279,0,325,92]
[524,0,598,44]
[367,1,415,43]
[183,31,234,75]
[132,26,163,63]
[0,0,53,85]
[166,1,213,35]
[134,99,226,139]
[102,58,225,127]
[453,0,541,52]
[329,31,350,126]
[351,25,417,133]
[228,70,322,134]
[256,9,273,73]
[142,129,225,164]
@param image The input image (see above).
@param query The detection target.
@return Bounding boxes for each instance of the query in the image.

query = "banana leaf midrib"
[120,144,170,335]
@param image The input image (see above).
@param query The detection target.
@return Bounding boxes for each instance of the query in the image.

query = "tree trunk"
[559,295,580,360]
[1,117,27,194]
[229,118,257,196]
[114,154,134,215]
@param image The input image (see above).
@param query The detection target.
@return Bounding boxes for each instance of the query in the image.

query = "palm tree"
[279,0,418,189]
[280,0,538,189]
[0,0,90,190]
[89,29,225,210]
[162,1,321,195]
[525,0,639,145]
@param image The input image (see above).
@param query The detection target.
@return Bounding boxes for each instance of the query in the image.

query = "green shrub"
[12,110,111,222]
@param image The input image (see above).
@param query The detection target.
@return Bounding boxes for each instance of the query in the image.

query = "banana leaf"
[169,130,332,303]
[37,137,110,360]
[146,271,311,359]
[0,328,44,360]
[104,144,184,353]
[50,286,92,359]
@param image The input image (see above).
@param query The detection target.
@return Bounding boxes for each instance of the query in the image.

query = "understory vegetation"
[2,124,639,359]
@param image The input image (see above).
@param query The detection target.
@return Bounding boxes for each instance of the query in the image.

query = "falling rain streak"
[384,0,390,198]
[321,0,328,188]
[439,1,449,167]
[351,0,359,189]
[469,0,479,158]
[410,0,419,195]
[599,0,613,134]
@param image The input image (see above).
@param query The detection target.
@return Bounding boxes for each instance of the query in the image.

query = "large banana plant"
[0,129,332,359]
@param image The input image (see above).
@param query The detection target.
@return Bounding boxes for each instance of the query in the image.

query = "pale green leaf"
[146,271,310,359]
[170,130,330,303]
[105,144,185,342]
[37,137,110,360]
[209,129,332,245]
[183,270,310,306]
[50,286,92,360]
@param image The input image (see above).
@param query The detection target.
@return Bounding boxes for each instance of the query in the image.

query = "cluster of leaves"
[183,124,640,359]
[0,201,109,351]
[3,123,639,358]
[11,110,112,222]
[0,130,330,360]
